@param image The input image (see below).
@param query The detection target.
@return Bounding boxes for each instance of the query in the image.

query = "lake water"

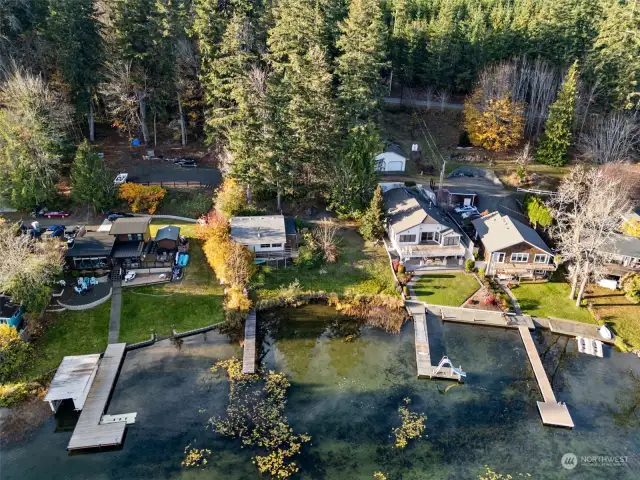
[2,304,639,479]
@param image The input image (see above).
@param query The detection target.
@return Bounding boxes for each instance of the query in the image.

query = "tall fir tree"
[586,0,640,110]
[359,184,385,241]
[536,61,578,166]
[71,140,114,213]
[46,0,103,140]
[335,0,387,123]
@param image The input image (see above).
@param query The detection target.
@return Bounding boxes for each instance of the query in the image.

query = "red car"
[44,211,70,219]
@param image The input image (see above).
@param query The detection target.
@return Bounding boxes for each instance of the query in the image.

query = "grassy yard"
[413,273,481,306]
[513,273,640,349]
[255,226,398,299]
[150,218,199,237]
[119,238,224,343]
[155,189,213,219]
[22,303,110,379]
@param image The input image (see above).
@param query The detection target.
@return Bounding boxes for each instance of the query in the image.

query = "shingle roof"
[155,225,181,242]
[384,143,407,158]
[599,233,640,259]
[109,217,151,235]
[472,211,552,254]
[66,232,116,257]
[230,215,286,244]
[384,188,454,233]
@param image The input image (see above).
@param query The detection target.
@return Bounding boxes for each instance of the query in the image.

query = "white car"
[454,205,477,214]
[124,271,137,282]
[114,173,128,185]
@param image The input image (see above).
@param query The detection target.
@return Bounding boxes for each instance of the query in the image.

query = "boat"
[576,336,603,358]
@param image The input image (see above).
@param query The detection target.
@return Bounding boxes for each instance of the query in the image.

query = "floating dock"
[428,305,535,330]
[242,311,257,374]
[518,326,574,428]
[67,343,130,450]
[409,303,463,381]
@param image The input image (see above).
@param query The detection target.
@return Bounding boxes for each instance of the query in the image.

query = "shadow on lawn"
[517,299,540,311]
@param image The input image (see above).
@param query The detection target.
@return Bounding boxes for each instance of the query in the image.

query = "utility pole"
[438,158,446,206]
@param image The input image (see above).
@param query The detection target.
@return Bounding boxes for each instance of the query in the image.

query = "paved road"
[384,96,464,110]
[125,161,221,186]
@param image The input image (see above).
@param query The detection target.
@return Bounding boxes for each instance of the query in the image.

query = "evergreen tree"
[536,61,578,166]
[46,0,103,140]
[586,0,640,110]
[70,140,114,213]
[335,0,387,123]
[329,122,382,215]
[359,184,385,241]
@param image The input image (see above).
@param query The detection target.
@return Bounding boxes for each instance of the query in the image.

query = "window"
[494,252,505,263]
[510,253,529,263]
[260,243,271,248]
[534,254,548,264]
[399,234,416,243]
[127,234,132,241]
[443,236,459,246]
[271,243,282,248]
[534,270,547,275]
[421,232,434,242]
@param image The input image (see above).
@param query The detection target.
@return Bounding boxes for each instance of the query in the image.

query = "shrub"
[465,259,475,272]
[620,272,640,303]
[226,285,252,311]
[392,259,400,272]
[397,264,406,274]
[483,294,496,306]
[359,185,385,241]
[403,286,409,297]
[0,325,32,382]
[329,294,408,334]
[0,382,41,407]
[478,267,486,279]
[119,183,167,214]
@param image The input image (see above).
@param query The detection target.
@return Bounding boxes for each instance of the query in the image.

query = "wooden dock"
[518,326,574,428]
[409,303,463,381]
[242,311,257,374]
[67,343,128,450]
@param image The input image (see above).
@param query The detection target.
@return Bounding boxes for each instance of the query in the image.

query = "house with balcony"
[472,211,556,280]
[384,187,467,267]
[230,215,298,263]
[598,233,640,279]
[108,217,152,268]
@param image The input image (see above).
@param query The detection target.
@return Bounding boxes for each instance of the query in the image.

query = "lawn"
[119,237,224,343]
[155,189,213,219]
[413,273,481,306]
[513,273,640,349]
[255,226,398,299]
[150,218,198,237]
[22,303,110,380]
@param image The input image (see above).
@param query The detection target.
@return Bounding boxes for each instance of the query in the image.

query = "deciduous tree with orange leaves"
[463,89,525,152]
[118,183,167,214]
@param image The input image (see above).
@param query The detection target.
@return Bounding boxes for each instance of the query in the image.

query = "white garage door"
[387,161,403,171]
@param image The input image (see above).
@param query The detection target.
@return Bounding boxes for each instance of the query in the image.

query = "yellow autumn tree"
[214,178,246,219]
[463,88,525,152]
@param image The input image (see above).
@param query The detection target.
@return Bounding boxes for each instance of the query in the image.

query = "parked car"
[175,159,198,168]
[454,205,477,214]
[461,211,480,220]
[114,173,128,185]
[105,211,134,218]
[173,157,197,165]
[44,210,70,219]
[44,224,65,238]
[108,213,135,222]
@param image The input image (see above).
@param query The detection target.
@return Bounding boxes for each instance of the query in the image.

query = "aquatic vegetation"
[393,398,426,449]
[328,294,408,334]
[210,358,311,479]
[373,472,388,480]
[181,444,211,468]
[478,467,531,479]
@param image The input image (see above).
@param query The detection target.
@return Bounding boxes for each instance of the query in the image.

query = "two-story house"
[108,217,152,268]
[472,211,556,280]
[384,188,467,266]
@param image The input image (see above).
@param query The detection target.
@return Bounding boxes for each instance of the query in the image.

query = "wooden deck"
[409,302,462,381]
[429,305,535,330]
[242,311,257,374]
[518,326,574,428]
[67,343,128,450]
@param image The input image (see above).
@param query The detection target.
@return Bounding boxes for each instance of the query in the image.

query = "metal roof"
[472,211,553,254]
[230,215,286,244]
[44,354,100,402]
[599,233,640,259]
[155,225,181,242]
[109,217,151,235]
[66,232,116,257]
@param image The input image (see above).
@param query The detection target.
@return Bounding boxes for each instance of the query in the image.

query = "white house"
[384,188,467,266]
[230,215,298,260]
[375,144,407,172]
